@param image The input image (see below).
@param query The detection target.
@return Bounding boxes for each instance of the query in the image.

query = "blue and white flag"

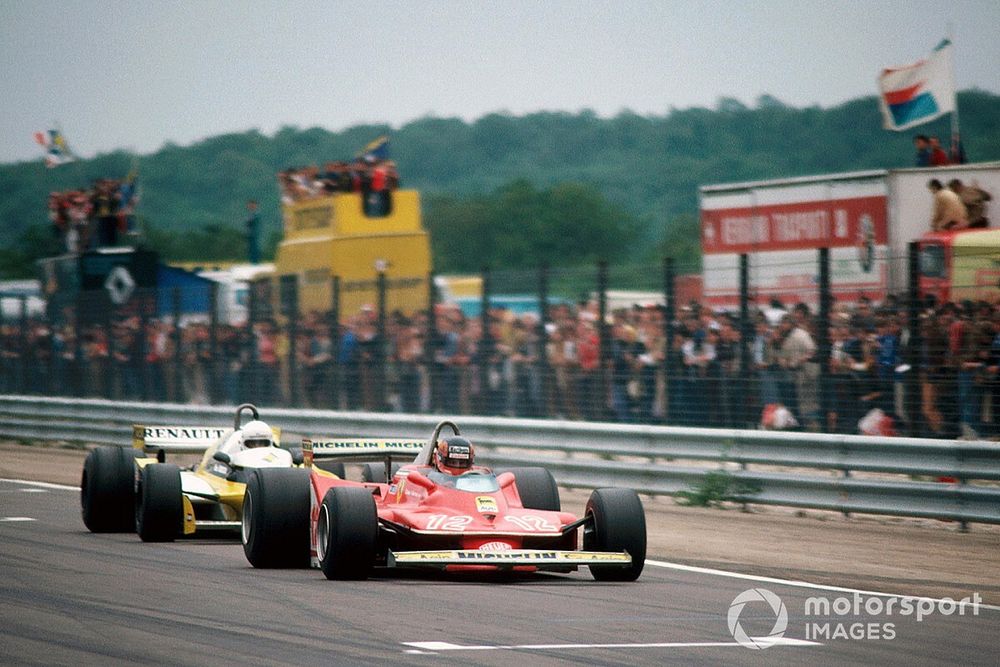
[878,39,956,131]
[33,128,76,167]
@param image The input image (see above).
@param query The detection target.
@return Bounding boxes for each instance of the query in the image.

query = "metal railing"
[2,395,998,527]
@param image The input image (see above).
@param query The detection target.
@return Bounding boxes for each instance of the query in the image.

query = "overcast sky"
[2,0,998,165]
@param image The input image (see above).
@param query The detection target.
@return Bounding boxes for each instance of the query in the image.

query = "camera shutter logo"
[728,588,788,649]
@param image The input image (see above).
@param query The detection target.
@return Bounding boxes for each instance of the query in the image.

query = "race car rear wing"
[301,438,424,468]
[132,425,232,454]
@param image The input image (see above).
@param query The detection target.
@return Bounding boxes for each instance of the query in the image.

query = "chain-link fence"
[3,247,997,439]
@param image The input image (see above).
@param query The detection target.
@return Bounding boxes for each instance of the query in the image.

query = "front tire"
[136,463,183,542]
[584,488,646,581]
[317,487,377,580]
[81,447,140,532]
[242,468,311,568]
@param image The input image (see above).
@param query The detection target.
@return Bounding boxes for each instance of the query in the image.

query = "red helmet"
[434,437,474,475]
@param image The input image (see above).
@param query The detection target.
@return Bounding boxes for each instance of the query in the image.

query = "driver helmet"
[241,420,275,449]
[434,436,474,475]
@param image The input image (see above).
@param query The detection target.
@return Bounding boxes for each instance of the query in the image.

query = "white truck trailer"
[699,162,1000,308]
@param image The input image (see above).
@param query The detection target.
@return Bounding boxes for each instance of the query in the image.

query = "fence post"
[907,241,923,436]
[597,260,610,421]
[739,253,751,426]
[329,276,341,410]
[138,292,149,402]
[73,297,84,397]
[478,266,493,414]
[207,281,218,404]
[172,287,183,403]
[537,264,550,417]
[281,274,300,407]
[818,247,831,432]
[425,271,439,412]
[376,269,388,411]
[46,307,57,396]
[18,296,29,394]
[662,258,675,424]
[102,295,114,400]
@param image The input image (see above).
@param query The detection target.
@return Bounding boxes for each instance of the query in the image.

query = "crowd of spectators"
[3,292,1000,440]
[47,177,139,253]
[279,158,399,216]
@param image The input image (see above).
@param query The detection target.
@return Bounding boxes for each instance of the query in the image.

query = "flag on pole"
[357,135,390,161]
[878,39,956,131]
[34,128,76,167]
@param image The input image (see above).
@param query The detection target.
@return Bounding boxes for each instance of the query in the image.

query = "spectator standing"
[245,200,261,264]
[255,321,280,406]
[929,136,950,166]
[305,327,333,408]
[575,319,600,420]
[914,135,931,167]
[778,314,818,428]
[395,323,424,413]
[681,325,715,426]
[337,316,361,410]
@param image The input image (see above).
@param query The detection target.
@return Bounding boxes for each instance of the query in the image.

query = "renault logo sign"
[104,266,136,305]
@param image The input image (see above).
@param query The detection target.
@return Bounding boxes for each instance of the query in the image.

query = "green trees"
[1,91,998,278]
[425,180,639,271]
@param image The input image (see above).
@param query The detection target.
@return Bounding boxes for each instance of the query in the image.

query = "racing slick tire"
[81,446,140,533]
[317,486,377,580]
[584,488,646,582]
[360,462,402,484]
[136,463,183,542]
[496,467,561,511]
[242,468,311,568]
[315,461,347,479]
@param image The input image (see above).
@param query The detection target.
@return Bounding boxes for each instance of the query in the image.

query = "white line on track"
[402,638,819,653]
[3,477,997,612]
[0,479,78,491]
[0,517,36,522]
[646,559,1000,612]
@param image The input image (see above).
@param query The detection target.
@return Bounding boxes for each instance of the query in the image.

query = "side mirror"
[289,448,304,466]
[496,472,516,489]
[404,470,436,491]
[213,451,231,465]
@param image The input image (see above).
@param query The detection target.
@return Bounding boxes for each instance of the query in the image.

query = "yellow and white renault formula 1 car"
[80,404,342,542]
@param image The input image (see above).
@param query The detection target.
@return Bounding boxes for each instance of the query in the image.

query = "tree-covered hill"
[1,90,998,277]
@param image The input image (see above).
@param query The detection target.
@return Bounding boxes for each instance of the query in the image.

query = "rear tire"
[242,468,311,568]
[81,447,140,533]
[584,488,646,581]
[496,467,561,511]
[315,461,347,479]
[317,487,377,580]
[136,463,183,542]
[360,462,401,483]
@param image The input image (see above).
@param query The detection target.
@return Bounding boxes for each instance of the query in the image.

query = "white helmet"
[241,420,274,449]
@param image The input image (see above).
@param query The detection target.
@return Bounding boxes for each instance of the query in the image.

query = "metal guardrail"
[2,395,999,526]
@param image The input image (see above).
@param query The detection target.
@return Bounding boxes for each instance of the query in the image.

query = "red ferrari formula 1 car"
[241,421,646,581]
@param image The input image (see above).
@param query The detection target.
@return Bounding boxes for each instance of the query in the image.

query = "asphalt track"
[1,478,997,666]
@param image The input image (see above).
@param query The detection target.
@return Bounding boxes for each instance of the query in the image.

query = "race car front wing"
[388,549,632,570]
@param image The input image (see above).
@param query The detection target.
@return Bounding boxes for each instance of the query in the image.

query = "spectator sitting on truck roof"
[948,179,992,229]
[928,179,968,231]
